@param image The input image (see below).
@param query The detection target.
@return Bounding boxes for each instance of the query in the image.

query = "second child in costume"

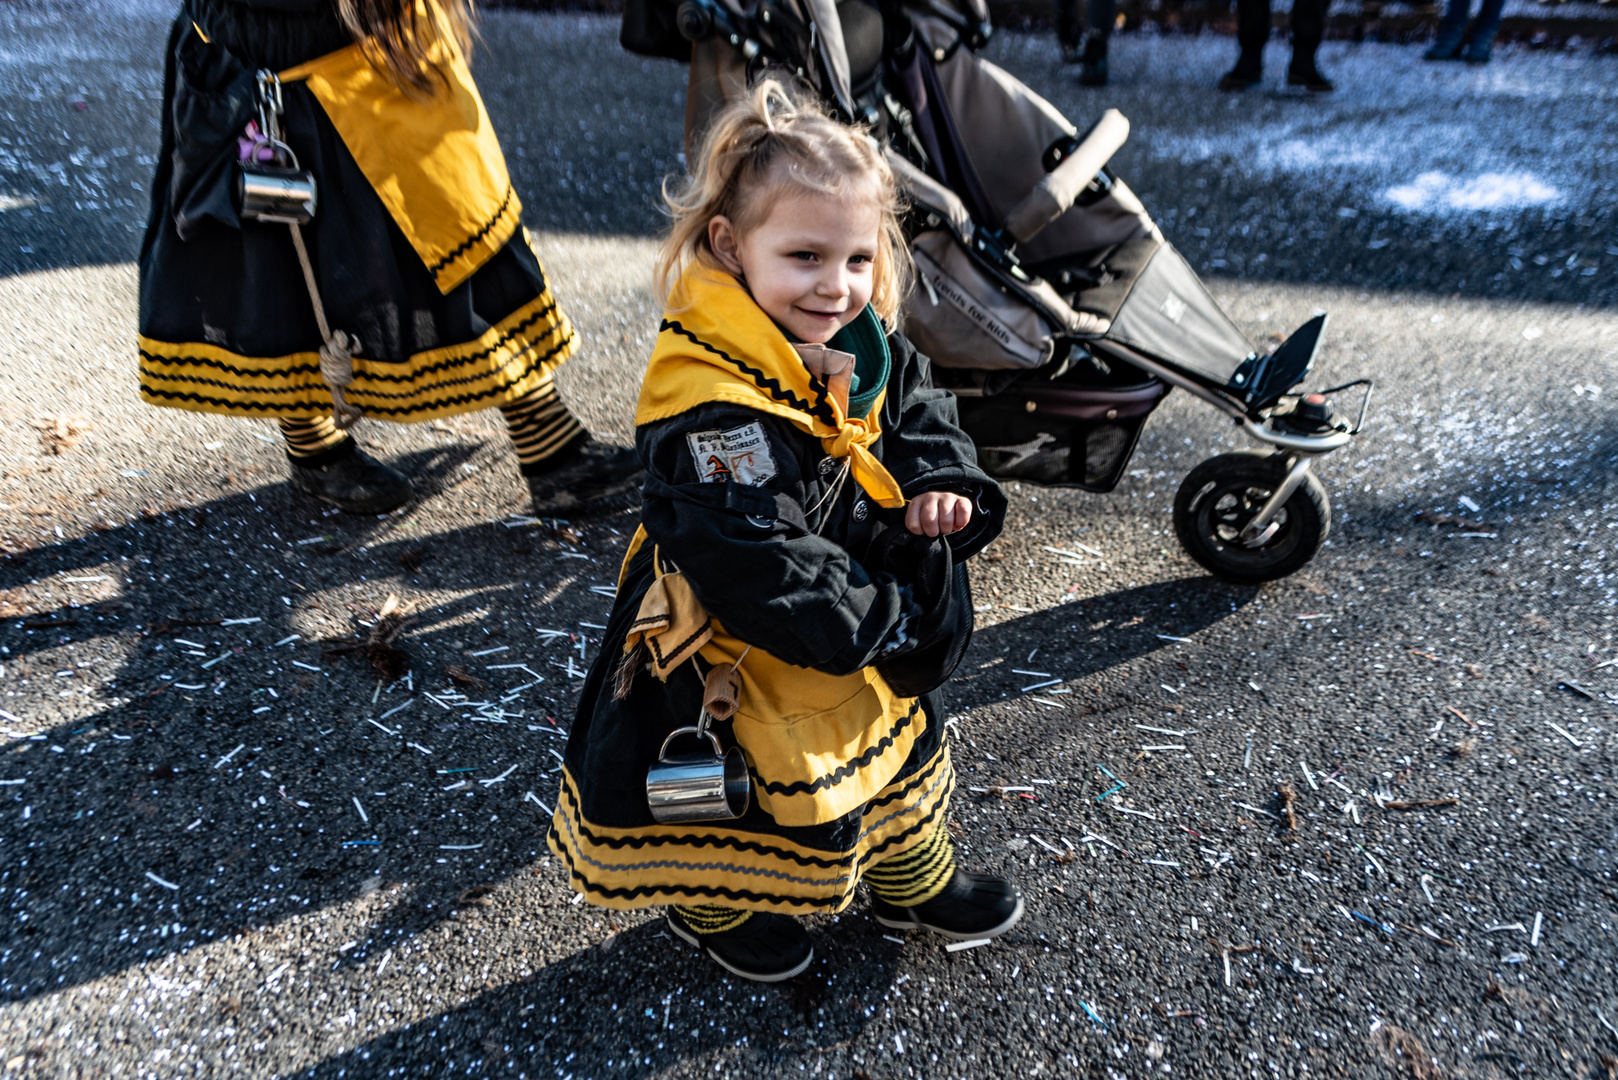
[547,81,1020,982]
[138,0,641,515]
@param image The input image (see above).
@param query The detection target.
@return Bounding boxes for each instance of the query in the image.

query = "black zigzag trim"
[646,617,712,673]
[660,320,840,427]
[863,744,949,812]
[549,779,949,906]
[853,793,949,873]
[756,699,921,797]
[426,183,518,278]
[550,835,832,909]
[558,791,851,869]
[137,297,562,388]
[139,337,571,419]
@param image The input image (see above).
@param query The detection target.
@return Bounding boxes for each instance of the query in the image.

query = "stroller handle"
[1002,109,1130,245]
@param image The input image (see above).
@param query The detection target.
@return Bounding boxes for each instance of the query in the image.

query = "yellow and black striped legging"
[674,821,958,935]
[278,373,583,471]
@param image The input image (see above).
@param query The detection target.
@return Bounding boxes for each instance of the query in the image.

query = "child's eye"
[848,254,873,267]
[790,251,818,262]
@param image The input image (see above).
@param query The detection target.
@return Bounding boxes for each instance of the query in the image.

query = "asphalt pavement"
[1,2,1616,1078]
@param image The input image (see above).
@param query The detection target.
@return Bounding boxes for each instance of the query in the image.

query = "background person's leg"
[1220,0,1271,88]
[1077,0,1115,85]
[278,415,413,514]
[498,372,585,475]
[1462,0,1505,61]
[1286,0,1334,90]
[503,371,642,516]
[1055,0,1084,61]
[1423,0,1472,59]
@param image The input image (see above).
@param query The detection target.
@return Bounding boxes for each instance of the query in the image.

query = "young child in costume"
[138,0,640,515]
[547,80,1020,982]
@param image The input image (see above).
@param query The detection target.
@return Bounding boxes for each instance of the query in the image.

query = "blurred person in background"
[1056,0,1115,86]
[1218,0,1334,92]
[1423,0,1505,62]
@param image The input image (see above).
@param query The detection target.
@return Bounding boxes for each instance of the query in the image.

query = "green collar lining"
[829,306,891,419]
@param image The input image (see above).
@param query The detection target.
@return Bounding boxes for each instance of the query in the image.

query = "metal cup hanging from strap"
[237,71,317,225]
[645,662,749,824]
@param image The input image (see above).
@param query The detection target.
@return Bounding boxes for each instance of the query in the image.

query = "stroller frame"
[631,0,1372,581]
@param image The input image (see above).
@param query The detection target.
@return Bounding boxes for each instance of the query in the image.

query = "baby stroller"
[622,0,1372,583]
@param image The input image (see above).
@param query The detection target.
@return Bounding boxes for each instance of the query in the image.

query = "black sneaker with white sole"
[869,869,1024,941]
[287,440,412,514]
[666,909,814,983]
[523,433,644,517]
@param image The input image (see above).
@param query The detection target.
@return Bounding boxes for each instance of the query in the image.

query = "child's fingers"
[948,497,973,534]
[917,496,942,537]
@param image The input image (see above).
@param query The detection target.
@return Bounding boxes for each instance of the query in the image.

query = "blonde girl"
[547,80,1018,981]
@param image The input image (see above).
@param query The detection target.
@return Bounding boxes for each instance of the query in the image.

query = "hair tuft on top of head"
[656,77,911,326]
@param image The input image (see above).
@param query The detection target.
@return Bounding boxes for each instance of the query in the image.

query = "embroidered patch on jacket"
[687,423,778,487]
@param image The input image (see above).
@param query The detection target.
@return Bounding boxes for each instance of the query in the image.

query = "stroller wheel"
[1172,452,1330,584]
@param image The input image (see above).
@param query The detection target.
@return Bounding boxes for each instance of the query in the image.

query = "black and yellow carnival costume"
[547,266,1006,914]
[137,0,573,424]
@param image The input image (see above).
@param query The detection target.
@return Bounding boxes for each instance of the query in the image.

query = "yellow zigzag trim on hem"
[137,291,575,423]
[547,743,955,915]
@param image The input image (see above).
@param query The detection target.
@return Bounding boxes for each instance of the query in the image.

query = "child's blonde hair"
[656,79,911,327]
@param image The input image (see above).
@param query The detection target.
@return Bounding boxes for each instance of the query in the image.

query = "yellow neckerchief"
[636,263,907,509]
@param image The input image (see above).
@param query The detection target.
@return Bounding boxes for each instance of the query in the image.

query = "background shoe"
[1424,36,1464,59]
[288,442,412,514]
[870,869,1024,941]
[523,434,643,516]
[1462,42,1493,62]
[1218,68,1262,90]
[1286,66,1335,92]
[667,910,814,982]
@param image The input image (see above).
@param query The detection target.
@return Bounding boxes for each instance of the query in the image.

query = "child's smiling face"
[708,187,881,345]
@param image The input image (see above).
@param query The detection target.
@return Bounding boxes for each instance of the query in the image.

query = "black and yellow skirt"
[136,19,573,422]
[546,543,957,914]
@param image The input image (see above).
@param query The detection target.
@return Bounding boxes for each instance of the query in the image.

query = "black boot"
[1077,30,1109,85]
[870,869,1024,941]
[1287,38,1334,91]
[522,433,643,517]
[667,910,815,982]
[1218,51,1264,90]
[287,439,412,514]
[1285,59,1335,91]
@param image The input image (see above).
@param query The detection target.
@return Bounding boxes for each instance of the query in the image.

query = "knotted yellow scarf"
[636,264,907,508]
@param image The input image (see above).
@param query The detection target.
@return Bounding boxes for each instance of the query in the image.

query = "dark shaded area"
[0,442,630,1002]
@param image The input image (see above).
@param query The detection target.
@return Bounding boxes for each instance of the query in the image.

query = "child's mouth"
[797,307,842,323]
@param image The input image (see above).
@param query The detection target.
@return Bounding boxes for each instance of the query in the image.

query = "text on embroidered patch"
[686,422,778,487]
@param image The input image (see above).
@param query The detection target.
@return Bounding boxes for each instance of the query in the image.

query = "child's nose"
[817,266,850,297]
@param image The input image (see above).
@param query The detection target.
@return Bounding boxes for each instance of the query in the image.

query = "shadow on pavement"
[289,914,919,1078]
[0,441,622,1002]
[0,465,1234,1007]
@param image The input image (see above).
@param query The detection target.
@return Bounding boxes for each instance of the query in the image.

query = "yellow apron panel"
[700,626,919,829]
[279,39,520,295]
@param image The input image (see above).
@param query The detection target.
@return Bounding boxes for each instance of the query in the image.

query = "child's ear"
[708,215,745,277]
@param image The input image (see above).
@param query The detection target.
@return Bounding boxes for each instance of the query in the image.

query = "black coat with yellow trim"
[559,328,1005,853]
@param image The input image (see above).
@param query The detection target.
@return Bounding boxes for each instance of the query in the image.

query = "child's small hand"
[905,491,973,538]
